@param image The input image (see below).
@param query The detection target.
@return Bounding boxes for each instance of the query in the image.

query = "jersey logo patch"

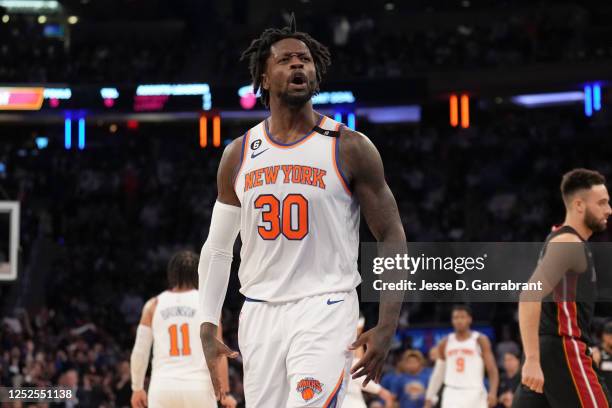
[327,298,344,305]
[251,148,269,159]
[250,139,262,150]
[296,377,323,401]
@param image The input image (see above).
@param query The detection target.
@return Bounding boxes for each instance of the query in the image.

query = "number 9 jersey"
[234,115,361,302]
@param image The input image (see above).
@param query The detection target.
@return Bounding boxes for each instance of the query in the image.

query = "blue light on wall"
[35,137,49,149]
[334,112,342,123]
[64,116,72,149]
[78,118,85,150]
[584,85,593,117]
[347,113,356,130]
[593,84,602,112]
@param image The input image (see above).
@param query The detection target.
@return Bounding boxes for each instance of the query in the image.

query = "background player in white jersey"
[197,15,407,408]
[129,251,235,408]
[425,305,499,408]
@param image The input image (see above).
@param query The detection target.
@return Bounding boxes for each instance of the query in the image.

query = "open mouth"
[289,72,307,87]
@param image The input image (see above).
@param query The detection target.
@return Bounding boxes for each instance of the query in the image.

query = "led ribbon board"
[0,87,45,110]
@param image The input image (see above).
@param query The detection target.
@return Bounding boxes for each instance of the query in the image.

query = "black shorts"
[513,336,611,408]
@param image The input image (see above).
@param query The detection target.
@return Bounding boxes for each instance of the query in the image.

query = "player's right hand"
[521,358,544,393]
[200,323,239,401]
[131,390,147,408]
[349,325,394,386]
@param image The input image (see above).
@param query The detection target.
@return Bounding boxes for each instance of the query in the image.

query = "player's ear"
[574,195,586,213]
[261,73,270,91]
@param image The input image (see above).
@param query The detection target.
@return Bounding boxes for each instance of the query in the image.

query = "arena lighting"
[203,93,211,110]
[2,15,9,23]
[100,87,119,99]
[238,85,261,98]
[584,85,593,117]
[0,87,44,110]
[511,91,584,107]
[593,84,601,112]
[361,106,420,123]
[449,95,458,127]
[0,0,60,12]
[311,91,355,105]
[64,115,72,150]
[199,116,207,148]
[220,106,421,123]
[460,94,470,129]
[213,116,221,147]
[35,137,48,149]
[136,83,209,96]
[43,88,71,100]
[37,15,46,24]
[78,117,85,150]
[347,113,356,130]
[67,15,78,24]
[238,85,259,110]
[334,112,342,123]
[136,83,211,111]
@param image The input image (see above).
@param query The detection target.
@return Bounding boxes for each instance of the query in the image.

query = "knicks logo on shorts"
[296,377,323,401]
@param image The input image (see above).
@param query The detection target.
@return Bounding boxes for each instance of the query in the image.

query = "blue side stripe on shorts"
[244,297,266,302]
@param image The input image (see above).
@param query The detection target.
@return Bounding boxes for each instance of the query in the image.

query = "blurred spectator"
[387,350,431,408]
[499,352,521,394]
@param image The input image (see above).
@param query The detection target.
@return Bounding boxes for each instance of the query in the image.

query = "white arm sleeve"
[130,325,153,391]
[361,379,382,394]
[425,359,446,402]
[199,201,241,325]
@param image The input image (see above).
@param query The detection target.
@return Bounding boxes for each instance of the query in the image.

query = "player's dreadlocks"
[167,250,199,290]
[240,13,332,107]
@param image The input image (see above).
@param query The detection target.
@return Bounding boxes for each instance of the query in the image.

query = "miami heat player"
[513,169,611,408]
[425,305,499,408]
[197,16,406,408]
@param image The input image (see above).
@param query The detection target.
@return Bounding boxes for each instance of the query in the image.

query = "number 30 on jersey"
[255,194,309,240]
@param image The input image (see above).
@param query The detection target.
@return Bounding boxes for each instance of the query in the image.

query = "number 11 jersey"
[234,115,361,302]
[151,290,210,382]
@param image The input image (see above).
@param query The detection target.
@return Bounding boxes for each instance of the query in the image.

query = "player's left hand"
[220,394,238,408]
[487,391,497,407]
[200,323,239,401]
[349,325,394,386]
[131,390,147,408]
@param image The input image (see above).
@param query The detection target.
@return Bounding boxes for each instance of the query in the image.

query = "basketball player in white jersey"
[130,251,235,408]
[425,305,499,408]
[197,15,406,408]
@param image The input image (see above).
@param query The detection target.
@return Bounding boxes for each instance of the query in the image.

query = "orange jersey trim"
[233,130,250,193]
[323,370,344,408]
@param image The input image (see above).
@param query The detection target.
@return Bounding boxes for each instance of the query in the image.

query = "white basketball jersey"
[151,290,209,382]
[234,115,361,302]
[444,331,484,388]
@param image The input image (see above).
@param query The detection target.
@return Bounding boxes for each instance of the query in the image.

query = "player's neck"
[169,287,193,293]
[454,329,471,340]
[562,215,592,240]
[268,101,319,143]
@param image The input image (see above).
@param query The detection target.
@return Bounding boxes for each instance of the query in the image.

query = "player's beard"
[584,207,607,232]
[279,79,316,108]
